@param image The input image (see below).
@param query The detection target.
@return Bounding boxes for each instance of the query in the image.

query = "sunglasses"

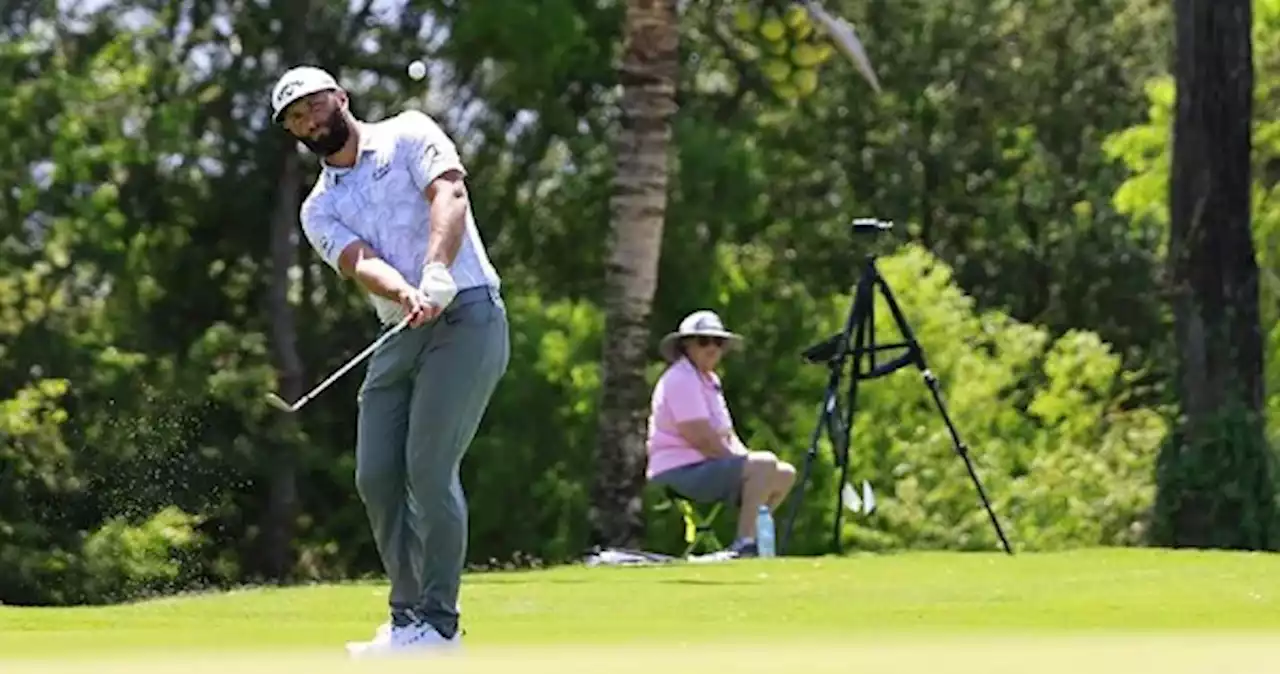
[693,336,726,348]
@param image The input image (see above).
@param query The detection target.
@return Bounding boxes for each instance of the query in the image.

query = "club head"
[264,392,297,413]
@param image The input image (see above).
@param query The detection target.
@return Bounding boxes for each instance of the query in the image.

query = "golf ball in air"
[407,60,426,80]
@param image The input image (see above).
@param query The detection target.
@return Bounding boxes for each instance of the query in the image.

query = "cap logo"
[276,79,304,104]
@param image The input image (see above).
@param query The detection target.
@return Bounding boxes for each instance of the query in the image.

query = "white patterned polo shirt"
[299,109,501,324]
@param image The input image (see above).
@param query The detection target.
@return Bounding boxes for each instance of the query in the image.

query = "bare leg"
[735,453,782,539]
[765,460,797,510]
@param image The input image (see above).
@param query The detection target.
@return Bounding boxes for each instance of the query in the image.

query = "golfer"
[645,310,797,557]
[270,66,509,655]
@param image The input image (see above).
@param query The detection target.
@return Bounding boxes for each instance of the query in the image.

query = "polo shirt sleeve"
[663,364,712,424]
[398,110,468,191]
[300,196,361,271]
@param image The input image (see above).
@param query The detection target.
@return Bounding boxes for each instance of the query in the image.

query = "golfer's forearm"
[425,173,469,266]
[354,259,414,301]
[339,243,413,301]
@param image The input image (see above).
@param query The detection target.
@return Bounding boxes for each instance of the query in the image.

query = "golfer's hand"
[419,261,458,321]
[396,286,432,328]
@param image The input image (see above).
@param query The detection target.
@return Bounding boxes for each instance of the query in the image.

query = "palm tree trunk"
[590,0,680,549]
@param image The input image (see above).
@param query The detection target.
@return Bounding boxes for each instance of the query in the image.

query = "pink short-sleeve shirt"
[645,358,741,479]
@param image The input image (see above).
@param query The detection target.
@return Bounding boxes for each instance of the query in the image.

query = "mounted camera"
[850,217,893,236]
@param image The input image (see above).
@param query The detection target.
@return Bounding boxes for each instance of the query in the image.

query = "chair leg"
[679,502,724,555]
[677,500,699,555]
[667,493,726,556]
[697,503,725,553]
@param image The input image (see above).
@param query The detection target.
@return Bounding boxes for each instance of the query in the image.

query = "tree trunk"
[1155,0,1274,549]
[253,0,313,584]
[262,147,304,581]
[590,0,679,549]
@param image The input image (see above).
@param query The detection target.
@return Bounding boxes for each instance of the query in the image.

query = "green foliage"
[460,292,604,567]
[0,378,213,605]
[0,379,80,605]
[1151,404,1277,550]
[78,507,207,605]
[673,0,1175,376]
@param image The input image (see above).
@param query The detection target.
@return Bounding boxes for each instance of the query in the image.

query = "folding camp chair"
[659,486,725,556]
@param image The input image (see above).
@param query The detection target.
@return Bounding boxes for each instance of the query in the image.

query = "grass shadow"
[464,577,593,586]
[657,579,762,586]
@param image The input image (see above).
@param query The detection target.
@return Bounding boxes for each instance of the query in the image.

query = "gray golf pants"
[354,285,509,639]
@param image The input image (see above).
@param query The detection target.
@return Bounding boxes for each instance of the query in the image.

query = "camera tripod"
[778,218,1014,556]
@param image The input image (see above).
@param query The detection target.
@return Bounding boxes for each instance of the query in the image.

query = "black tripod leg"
[829,275,874,554]
[917,371,1014,555]
[874,276,1015,555]
[787,262,869,555]
[781,386,834,554]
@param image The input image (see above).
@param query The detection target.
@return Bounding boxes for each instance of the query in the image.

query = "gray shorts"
[651,455,747,506]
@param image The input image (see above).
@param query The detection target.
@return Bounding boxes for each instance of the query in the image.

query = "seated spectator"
[645,310,797,557]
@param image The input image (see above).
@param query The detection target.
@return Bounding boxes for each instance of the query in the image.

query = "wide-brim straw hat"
[658,310,744,363]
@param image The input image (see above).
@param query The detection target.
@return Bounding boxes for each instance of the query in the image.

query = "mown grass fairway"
[2,549,1277,673]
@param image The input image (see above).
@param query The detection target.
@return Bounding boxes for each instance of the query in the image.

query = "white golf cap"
[270,65,340,123]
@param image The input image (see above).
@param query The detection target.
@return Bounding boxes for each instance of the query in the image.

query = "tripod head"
[801,217,896,368]
[850,217,896,264]
[850,217,893,236]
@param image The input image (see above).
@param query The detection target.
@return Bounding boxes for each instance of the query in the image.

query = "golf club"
[265,314,413,413]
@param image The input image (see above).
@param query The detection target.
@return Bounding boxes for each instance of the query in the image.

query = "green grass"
[2,548,1278,672]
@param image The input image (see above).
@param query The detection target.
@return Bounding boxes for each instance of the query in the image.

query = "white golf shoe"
[347,622,461,658]
[345,602,463,659]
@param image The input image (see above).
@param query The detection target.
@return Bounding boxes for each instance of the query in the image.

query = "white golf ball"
[407,60,426,81]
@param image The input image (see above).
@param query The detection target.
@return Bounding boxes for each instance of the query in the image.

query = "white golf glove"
[419,261,458,309]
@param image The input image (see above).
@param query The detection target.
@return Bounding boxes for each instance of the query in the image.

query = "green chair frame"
[658,486,725,556]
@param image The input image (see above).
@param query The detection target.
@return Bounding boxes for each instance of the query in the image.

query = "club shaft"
[293,315,412,409]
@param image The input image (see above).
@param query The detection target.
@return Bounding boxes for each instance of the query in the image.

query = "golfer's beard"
[299,112,351,157]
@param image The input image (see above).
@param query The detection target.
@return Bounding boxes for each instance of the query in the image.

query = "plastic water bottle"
[756,505,776,558]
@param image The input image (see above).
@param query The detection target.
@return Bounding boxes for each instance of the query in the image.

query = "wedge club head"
[264,392,298,413]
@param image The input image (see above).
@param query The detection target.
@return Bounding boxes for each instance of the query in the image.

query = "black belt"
[447,285,501,312]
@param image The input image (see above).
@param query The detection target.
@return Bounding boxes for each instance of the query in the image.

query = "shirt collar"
[676,357,721,390]
[354,120,387,154]
[320,121,385,179]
